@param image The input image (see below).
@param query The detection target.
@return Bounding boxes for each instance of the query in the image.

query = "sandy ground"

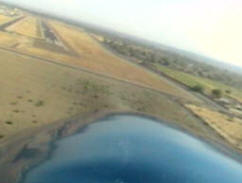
[187,104,242,151]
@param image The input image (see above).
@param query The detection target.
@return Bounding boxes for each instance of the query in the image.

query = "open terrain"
[0,3,241,183]
[0,11,206,142]
[6,16,42,39]
[187,104,242,151]
[0,48,203,142]
[100,30,242,153]
[154,64,242,102]
[0,15,200,102]
[0,14,13,25]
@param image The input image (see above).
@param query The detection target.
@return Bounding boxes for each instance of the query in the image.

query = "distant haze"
[2,0,242,68]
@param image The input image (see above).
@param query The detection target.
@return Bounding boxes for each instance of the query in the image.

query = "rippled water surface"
[23,115,242,183]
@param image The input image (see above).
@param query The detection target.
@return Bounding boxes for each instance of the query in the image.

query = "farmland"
[154,64,242,102]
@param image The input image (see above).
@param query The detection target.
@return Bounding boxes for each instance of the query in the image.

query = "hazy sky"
[2,0,242,67]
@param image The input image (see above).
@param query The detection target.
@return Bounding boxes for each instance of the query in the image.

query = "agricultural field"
[154,63,242,102]
[6,16,42,39]
[187,104,242,150]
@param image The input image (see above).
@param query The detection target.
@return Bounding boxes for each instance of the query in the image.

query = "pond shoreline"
[0,110,241,183]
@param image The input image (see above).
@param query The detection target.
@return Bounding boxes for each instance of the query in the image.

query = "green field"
[154,63,242,102]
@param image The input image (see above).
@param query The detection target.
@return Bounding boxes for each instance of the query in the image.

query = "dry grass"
[187,104,242,150]
[0,15,206,144]
[0,14,13,25]
[0,15,200,102]
[0,31,27,47]
[0,48,202,143]
[19,19,199,102]
[6,16,42,39]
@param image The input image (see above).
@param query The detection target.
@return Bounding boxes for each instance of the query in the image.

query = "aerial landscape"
[0,2,242,183]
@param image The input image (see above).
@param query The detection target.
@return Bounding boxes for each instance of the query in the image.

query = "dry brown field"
[187,104,242,150]
[0,14,13,25]
[20,19,201,101]
[6,16,42,39]
[0,47,204,143]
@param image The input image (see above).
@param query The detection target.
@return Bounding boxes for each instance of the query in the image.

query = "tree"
[225,90,231,94]
[212,89,222,98]
[190,85,204,93]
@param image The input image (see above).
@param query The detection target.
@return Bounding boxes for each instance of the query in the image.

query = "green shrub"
[212,89,222,98]
[5,121,13,125]
[190,85,204,93]
[225,90,231,94]
[35,100,44,107]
